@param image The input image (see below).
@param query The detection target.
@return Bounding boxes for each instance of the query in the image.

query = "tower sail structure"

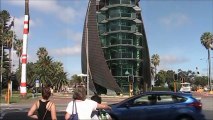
[82,0,151,94]
[82,0,121,94]
[20,0,30,96]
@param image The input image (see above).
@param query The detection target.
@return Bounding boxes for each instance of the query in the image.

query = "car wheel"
[177,116,193,120]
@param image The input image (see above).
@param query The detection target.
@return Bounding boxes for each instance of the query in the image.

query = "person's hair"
[42,86,51,100]
[73,86,86,100]
[91,94,102,104]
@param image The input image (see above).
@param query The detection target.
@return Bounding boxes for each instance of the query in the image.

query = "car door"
[114,95,150,120]
[145,94,177,120]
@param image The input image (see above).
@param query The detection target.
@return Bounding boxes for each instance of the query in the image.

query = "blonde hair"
[73,86,87,100]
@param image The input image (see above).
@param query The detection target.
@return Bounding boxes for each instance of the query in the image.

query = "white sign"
[36,80,39,87]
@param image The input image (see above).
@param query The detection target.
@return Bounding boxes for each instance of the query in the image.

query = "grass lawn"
[0,91,41,104]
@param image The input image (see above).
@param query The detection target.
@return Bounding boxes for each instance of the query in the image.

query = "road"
[1,92,213,120]
[0,94,128,120]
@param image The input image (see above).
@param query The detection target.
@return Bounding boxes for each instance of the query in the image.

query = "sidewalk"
[193,91,213,97]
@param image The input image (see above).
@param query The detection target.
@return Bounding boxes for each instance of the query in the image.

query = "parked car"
[107,91,205,120]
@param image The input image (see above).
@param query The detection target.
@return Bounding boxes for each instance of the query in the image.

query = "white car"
[180,82,191,93]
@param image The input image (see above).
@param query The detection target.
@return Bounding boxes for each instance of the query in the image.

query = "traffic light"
[11,74,16,81]
[128,75,134,83]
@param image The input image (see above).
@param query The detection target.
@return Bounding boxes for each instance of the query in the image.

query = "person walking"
[65,86,111,120]
[28,86,57,120]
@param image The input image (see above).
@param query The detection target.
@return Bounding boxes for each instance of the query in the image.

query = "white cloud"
[63,29,82,42]
[159,13,190,28]
[9,0,85,24]
[12,16,36,38]
[160,54,189,64]
[50,45,81,57]
[154,54,189,72]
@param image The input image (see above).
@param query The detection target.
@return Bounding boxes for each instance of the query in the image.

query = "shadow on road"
[2,111,66,120]
[2,110,213,120]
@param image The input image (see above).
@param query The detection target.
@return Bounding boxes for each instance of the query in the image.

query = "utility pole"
[20,0,30,97]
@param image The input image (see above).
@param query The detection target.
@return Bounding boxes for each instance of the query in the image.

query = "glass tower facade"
[82,0,151,94]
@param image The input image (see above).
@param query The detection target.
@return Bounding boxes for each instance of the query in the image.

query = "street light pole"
[125,70,134,96]
[86,0,90,98]
[85,0,91,98]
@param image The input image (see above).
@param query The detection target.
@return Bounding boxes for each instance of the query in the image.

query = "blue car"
[107,91,205,120]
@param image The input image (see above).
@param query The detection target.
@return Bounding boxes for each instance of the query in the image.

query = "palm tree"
[151,54,160,85]
[49,61,68,91]
[35,48,69,91]
[36,55,53,86]
[3,30,13,70]
[13,38,22,68]
[201,32,213,91]
[53,72,68,92]
[26,62,37,86]
[37,47,48,59]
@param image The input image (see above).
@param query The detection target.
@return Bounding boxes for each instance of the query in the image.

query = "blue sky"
[1,0,213,78]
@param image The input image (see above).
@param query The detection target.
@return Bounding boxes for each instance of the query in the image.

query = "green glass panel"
[109,8,120,18]
[121,0,130,4]
[109,0,120,5]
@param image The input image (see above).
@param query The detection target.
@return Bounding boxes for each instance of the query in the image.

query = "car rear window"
[155,95,187,104]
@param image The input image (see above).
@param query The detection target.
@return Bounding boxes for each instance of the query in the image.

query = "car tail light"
[188,101,202,110]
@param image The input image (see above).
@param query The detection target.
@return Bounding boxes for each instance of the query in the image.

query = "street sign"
[35,80,39,87]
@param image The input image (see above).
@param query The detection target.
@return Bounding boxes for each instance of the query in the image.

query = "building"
[81,0,151,95]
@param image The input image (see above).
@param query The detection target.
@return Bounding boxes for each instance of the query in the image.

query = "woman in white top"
[65,86,111,120]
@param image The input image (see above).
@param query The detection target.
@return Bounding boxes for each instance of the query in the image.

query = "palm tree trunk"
[208,48,212,91]
[18,54,21,69]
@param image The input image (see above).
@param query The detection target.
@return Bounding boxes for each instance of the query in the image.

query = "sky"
[1,0,213,78]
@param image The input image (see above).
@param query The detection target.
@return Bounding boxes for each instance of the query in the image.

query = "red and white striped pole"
[20,0,29,97]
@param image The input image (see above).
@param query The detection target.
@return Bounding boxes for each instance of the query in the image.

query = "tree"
[194,76,208,87]
[37,47,48,59]
[49,62,68,91]
[165,70,176,91]
[0,10,14,89]
[71,74,82,85]
[26,62,37,87]
[155,70,167,86]
[151,54,160,85]
[13,38,22,68]
[36,55,53,86]
[200,32,213,91]
[35,47,69,90]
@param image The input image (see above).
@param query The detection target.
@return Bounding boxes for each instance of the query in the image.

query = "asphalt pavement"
[0,93,128,119]
[0,92,213,120]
